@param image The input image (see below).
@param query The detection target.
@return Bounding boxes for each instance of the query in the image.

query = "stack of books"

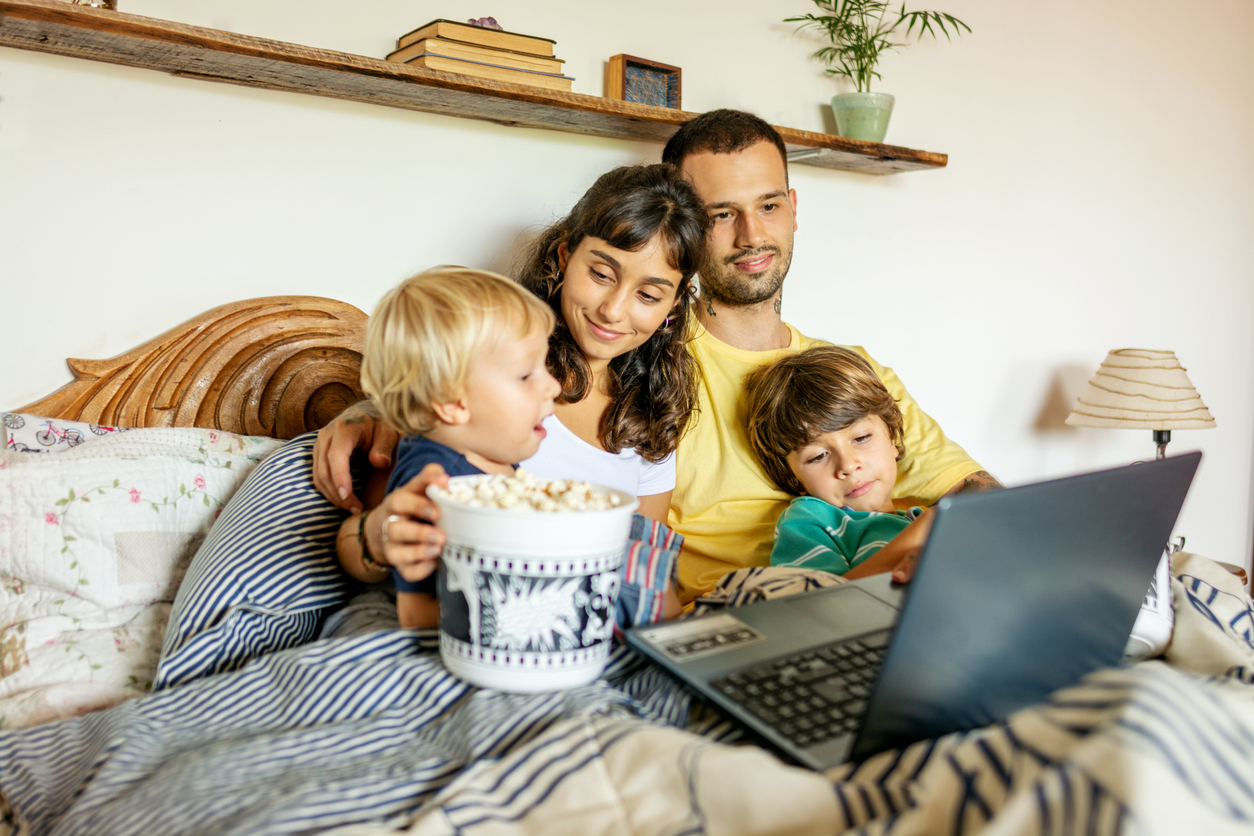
[387,19,573,92]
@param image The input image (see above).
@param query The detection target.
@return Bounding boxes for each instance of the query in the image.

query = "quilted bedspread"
[0,553,1251,836]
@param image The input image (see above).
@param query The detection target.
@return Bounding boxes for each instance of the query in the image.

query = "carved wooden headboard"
[17,297,367,439]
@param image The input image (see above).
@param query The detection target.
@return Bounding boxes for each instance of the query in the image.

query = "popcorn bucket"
[429,475,638,692]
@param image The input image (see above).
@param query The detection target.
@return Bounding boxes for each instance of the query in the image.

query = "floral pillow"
[3,412,130,454]
[0,427,282,728]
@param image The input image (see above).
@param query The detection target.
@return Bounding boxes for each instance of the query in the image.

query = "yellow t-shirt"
[669,321,984,603]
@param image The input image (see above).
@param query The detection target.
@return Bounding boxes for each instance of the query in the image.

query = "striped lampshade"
[1065,349,1216,430]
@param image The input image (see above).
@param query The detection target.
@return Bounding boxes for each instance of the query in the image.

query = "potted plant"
[786,1,970,143]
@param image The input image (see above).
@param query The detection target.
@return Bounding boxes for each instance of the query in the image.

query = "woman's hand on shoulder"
[366,463,449,582]
[313,402,403,513]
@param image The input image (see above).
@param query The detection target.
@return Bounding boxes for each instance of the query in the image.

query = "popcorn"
[432,470,623,512]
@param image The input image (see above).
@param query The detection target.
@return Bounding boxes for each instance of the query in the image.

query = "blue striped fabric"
[615,514,683,629]
[0,632,697,835]
[1,566,1253,835]
[829,663,1254,833]
[153,433,354,690]
[692,564,848,611]
[3,639,1249,834]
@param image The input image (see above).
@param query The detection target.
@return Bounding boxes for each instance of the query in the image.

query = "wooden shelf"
[0,0,947,175]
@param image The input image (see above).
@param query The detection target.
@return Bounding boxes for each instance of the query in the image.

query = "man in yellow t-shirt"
[661,110,996,602]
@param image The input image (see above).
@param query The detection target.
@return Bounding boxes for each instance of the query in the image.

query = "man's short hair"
[743,345,905,496]
[361,267,555,436]
[661,109,789,179]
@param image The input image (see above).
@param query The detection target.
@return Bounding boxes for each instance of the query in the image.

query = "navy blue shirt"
[387,436,483,594]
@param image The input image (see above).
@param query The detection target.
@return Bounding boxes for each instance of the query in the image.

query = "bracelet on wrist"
[358,511,385,571]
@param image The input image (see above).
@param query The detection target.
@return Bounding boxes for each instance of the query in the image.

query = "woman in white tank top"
[514,163,708,521]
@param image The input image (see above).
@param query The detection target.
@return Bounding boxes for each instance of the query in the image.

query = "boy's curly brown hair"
[744,345,904,496]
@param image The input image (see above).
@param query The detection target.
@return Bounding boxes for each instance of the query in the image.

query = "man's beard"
[697,244,792,306]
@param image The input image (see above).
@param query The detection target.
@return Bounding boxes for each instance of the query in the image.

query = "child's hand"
[889,507,935,583]
[365,463,450,581]
[843,507,936,583]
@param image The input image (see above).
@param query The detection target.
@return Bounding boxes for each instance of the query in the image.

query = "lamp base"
[1153,429,1171,460]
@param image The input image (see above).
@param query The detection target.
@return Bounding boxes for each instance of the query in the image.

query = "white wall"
[3,0,1251,570]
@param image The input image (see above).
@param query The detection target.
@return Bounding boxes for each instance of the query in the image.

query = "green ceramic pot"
[831,92,895,143]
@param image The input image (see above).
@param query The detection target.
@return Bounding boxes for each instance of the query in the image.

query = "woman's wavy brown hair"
[515,164,710,462]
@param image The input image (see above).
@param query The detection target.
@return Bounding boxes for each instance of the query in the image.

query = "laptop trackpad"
[781,586,900,640]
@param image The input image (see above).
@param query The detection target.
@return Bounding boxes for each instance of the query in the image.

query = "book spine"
[399,23,554,57]
[419,38,563,73]
[410,54,571,81]
[408,55,572,91]
[386,42,426,64]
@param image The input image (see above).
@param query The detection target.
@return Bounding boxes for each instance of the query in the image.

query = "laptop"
[625,453,1200,771]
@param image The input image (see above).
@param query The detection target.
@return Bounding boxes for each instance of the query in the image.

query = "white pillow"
[0,427,283,727]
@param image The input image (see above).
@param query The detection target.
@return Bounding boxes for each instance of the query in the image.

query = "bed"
[2,297,1252,836]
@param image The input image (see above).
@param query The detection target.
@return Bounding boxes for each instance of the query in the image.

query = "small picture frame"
[606,54,681,109]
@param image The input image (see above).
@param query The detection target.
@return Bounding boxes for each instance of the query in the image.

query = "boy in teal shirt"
[744,346,935,582]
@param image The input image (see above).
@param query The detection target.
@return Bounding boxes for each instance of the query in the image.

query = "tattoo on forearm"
[340,400,380,426]
[956,471,1003,494]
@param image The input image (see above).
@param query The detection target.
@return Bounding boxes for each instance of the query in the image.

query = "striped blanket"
[1,553,1251,836]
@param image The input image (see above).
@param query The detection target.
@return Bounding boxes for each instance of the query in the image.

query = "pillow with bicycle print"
[0,427,282,728]
[3,412,130,453]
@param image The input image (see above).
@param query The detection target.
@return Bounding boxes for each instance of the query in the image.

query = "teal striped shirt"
[771,496,923,575]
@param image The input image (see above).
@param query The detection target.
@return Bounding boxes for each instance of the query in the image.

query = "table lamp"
[1065,349,1215,459]
[1066,349,1225,654]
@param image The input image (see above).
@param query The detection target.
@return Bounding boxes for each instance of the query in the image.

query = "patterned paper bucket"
[429,475,638,692]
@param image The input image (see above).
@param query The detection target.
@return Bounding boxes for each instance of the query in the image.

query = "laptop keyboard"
[710,631,890,749]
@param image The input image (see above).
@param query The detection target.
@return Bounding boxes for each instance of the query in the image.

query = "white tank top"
[519,414,675,498]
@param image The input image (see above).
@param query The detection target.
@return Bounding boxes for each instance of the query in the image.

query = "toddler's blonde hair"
[361,267,555,436]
